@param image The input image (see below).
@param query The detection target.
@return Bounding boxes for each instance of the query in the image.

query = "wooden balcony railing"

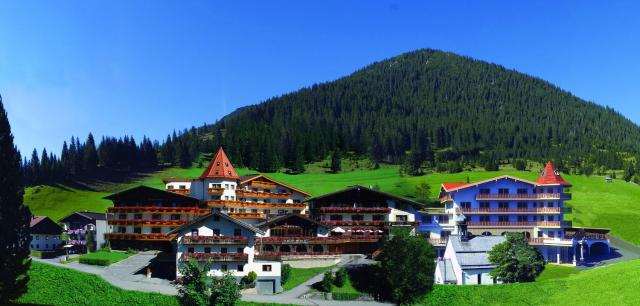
[250,181,278,189]
[257,235,382,245]
[321,220,417,227]
[108,206,209,214]
[255,251,340,260]
[183,236,248,245]
[468,221,561,228]
[105,233,177,241]
[475,193,571,200]
[207,200,307,209]
[167,188,190,195]
[564,232,609,240]
[227,212,267,219]
[460,207,562,214]
[107,219,191,226]
[319,207,391,213]
[181,252,248,262]
[527,238,574,245]
[236,189,292,199]
[207,188,225,195]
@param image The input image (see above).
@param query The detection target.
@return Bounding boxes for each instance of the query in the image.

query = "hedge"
[79,257,112,266]
[332,292,362,301]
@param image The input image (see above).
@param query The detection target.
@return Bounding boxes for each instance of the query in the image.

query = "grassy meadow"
[24,159,640,245]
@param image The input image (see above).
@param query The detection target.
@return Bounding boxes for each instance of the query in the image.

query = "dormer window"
[228,171,232,176]
[215,171,219,175]
[216,162,221,166]
[225,163,229,167]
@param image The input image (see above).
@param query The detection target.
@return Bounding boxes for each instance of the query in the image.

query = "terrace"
[107,219,191,226]
[207,188,225,196]
[319,207,391,213]
[321,220,417,227]
[236,189,292,199]
[255,251,340,260]
[467,221,563,228]
[182,235,248,245]
[227,212,267,219]
[475,193,572,200]
[207,200,307,209]
[181,252,248,262]
[108,206,209,214]
[167,188,190,195]
[249,180,277,189]
[105,233,177,241]
[459,207,563,214]
[256,235,382,245]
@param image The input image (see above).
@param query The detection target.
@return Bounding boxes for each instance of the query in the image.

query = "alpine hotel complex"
[104,148,610,291]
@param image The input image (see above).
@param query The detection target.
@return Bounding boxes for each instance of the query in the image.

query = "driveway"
[578,236,640,270]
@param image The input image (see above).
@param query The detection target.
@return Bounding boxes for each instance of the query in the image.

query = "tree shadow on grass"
[346,265,391,301]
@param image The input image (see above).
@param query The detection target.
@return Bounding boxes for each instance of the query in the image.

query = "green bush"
[318,271,334,292]
[281,264,292,285]
[241,271,258,288]
[332,292,362,301]
[79,257,111,266]
[333,268,346,288]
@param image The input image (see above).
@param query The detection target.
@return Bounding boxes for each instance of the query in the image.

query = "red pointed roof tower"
[536,161,571,186]
[200,147,239,180]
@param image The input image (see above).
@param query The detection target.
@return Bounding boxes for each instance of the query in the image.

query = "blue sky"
[1,1,639,155]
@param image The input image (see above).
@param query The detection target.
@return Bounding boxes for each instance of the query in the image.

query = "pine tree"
[83,133,99,175]
[30,149,40,184]
[178,141,192,168]
[0,95,32,302]
[330,149,341,173]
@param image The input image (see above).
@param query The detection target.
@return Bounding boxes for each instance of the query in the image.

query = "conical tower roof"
[536,161,571,186]
[200,147,239,180]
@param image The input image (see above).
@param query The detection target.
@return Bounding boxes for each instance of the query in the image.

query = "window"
[498,188,509,194]
[167,185,174,190]
[225,184,229,189]
[460,202,471,209]
[152,214,162,220]
[537,231,543,238]
[45,236,49,240]
[262,265,272,272]
[278,209,287,215]
[204,247,211,253]
[547,188,554,193]
[134,227,142,234]
[134,214,143,219]
[330,215,343,221]
[119,214,127,219]
[293,200,301,204]
[498,202,509,209]
[221,247,227,254]
[547,202,554,208]
[236,248,243,253]
[479,188,490,194]
[480,202,490,209]
[264,209,271,214]
[548,231,555,238]
[517,202,527,209]
[191,229,199,236]
[179,185,186,190]
[46,244,49,249]
[372,215,384,221]
[437,215,449,224]
[237,265,244,272]
[517,188,528,194]
[171,214,181,220]
[234,229,242,236]
[548,215,555,221]
[480,216,490,222]
[264,189,271,193]
[293,210,301,214]
[498,216,509,222]
[118,227,126,233]
[150,227,160,234]
[278,199,285,204]
[264,199,271,204]
[35,236,39,240]
[212,229,221,235]
[396,215,408,222]
[517,216,528,222]
[352,215,364,221]
[251,209,258,213]
[216,162,221,166]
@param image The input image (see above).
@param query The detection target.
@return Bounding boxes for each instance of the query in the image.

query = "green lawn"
[282,265,336,291]
[17,262,294,306]
[535,264,580,281]
[422,259,640,305]
[24,161,640,245]
[78,250,132,266]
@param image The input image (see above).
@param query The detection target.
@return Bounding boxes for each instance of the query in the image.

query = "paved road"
[577,236,640,270]
[241,255,392,306]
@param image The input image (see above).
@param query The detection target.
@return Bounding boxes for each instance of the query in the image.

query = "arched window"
[280,245,291,253]
[481,231,492,236]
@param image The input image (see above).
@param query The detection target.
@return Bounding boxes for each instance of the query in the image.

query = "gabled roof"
[60,211,112,222]
[536,161,571,186]
[449,235,505,269]
[239,174,312,197]
[307,185,423,208]
[441,175,538,192]
[200,147,239,180]
[30,216,63,235]
[167,210,264,236]
[256,213,328,230]
[103,185,199,202]
[30,216,47,227]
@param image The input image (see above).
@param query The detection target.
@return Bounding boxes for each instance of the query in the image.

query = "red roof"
[442,183,469,191]
[200,147,239,180]
[536,161,571,186]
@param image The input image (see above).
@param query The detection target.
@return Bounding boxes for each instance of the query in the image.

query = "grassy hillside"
[25,162,640,245]
[423,259,640,305]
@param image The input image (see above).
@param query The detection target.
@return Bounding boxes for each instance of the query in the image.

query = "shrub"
[126,248,137,255]
[332,292,362,301]
[178,261,209,306]
[333,268,346,288]
[79,258,110,266]
[318,271,333,292]
[281,264,292,285]
[241,271,257,288]
[211,272,241,306]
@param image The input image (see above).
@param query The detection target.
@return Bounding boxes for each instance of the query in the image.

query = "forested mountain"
[170,49,640,174]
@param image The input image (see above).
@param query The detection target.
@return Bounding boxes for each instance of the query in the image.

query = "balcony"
[107,219,191,226]
[183,236,248,245]
[207,188,225,196]
[108,206,209,214]
[467,221,561,228]
[319,207,391,213]
[250,181,277,189]
[257,235,382,245]
[460,208,562,214]
[167,188,190,196]
[428,238,448,246]
[321,220,417,227]
[207,200,307,210]
[564,232,609,240]
[475,193,571,201]
[236,189,291,199]
[227,212,267,219]
[181,252,248,262]
[255,251,340,260]
[105,233,177,241]
[528,238,574,246]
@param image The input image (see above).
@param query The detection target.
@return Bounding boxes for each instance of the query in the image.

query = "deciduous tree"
[488,233,545,283]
